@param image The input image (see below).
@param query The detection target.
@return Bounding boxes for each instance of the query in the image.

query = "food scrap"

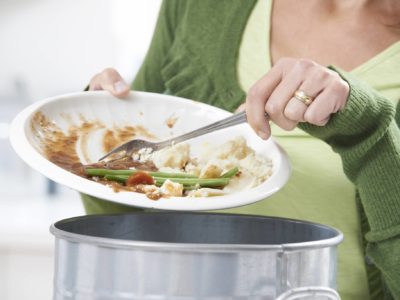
[85,136,273,200]
[33,111,273,200]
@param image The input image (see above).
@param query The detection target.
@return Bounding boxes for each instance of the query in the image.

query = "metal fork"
[98,111,247,161]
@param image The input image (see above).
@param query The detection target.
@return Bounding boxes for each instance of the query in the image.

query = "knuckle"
[304,110,328,126]
[331,71,342,80]
[284,105,300,121]
[317,68,332,81]
[102,68,119,81]
[304,110,318,124]
[330,72,341,83]
[331,79,349,95]
[247,85,263,101]
[331,82,342,94]
[102,67,117,74]
[331,81,349,111]
[281,122,297,131]
[265,101,280,116]
[297,58,316,70]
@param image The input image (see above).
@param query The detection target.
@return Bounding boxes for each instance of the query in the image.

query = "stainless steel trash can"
[50,212,343,300]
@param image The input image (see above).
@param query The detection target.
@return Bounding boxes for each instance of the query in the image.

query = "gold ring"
[294,90,313,106]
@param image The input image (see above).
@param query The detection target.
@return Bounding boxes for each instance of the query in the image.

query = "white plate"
[10,91,290,211]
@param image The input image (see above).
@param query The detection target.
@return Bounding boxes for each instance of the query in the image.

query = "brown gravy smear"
[32,112,85,176]
[32,112,160,198]
[165,114,178,129]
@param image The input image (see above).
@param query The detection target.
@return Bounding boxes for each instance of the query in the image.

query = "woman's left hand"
[245,58,350,140]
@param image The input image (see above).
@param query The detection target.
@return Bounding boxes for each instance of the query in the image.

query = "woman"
[85,0,400,299]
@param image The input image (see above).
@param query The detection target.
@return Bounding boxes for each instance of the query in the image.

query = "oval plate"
[10,91,290,211]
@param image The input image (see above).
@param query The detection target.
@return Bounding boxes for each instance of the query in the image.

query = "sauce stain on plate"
[165,113,179,129]
[102,126,154,154]
[30,111,157,177]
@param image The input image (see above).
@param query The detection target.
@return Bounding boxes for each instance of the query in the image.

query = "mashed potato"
[133,136,273,197]
[152,143,190,169]
[160,179,184,197]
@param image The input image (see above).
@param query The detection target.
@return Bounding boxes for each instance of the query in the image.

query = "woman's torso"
[232,1,400,299]
[125,0,400,298]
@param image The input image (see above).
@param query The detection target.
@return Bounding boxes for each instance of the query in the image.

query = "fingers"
[246,62,284,139]
[235,102,246,113]
[246,58,350,139]
[264,62,307,131]
[89,68,130,98]
[304,75,349,126]
[284,68,332,123]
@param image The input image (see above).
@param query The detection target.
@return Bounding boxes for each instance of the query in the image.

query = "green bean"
[103,174,229,188]
[86,168,197,178]
[220,167,239,178]
[154,181,198,190]
[90,167,238,190]
[149,171,197,179]
[104,174,129,183]
[153,177,229,188]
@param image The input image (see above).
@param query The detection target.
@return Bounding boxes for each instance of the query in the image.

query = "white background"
[0,1,161,299]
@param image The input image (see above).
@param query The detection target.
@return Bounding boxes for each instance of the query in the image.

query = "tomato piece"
[126,172,154,186]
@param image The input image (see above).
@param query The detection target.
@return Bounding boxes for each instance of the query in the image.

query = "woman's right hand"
[88,68,130,98]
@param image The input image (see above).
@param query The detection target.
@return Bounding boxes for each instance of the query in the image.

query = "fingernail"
[258,130,269,140]
[114,81,128,93]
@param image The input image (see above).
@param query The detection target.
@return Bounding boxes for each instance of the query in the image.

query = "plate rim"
[9,91,291,211]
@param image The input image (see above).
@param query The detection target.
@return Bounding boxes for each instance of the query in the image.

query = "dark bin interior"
[54,212,340,245]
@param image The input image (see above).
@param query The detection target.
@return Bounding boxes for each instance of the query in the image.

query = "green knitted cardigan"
[84,0,400,298]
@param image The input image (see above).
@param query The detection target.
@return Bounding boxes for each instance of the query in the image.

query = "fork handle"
[159,111,247,147]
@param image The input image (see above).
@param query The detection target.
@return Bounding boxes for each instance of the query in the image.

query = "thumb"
[235,102,246,113]
[99,68,130,98]
[112,80,130,97]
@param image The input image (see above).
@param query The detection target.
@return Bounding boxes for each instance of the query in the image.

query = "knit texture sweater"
[83,0,400,298]
[134,1,400,298]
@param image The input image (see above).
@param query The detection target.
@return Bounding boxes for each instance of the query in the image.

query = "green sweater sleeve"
[299,71,400,299]
[132,0,186,92]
